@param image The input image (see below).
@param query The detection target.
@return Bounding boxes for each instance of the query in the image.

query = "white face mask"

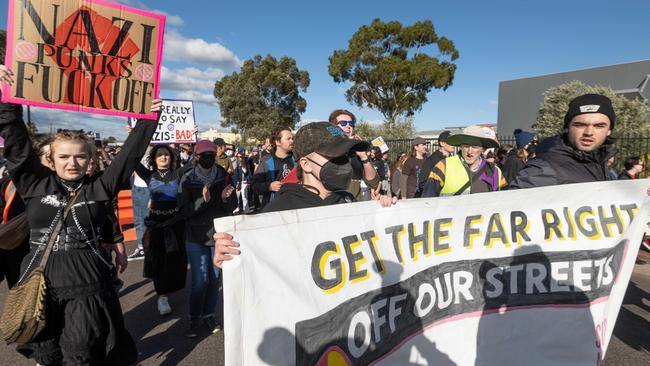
[225,150,233,157]
[180,152,189,160]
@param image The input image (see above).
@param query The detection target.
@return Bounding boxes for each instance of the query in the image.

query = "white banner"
[216,180,650,366]
[129,99,196,144]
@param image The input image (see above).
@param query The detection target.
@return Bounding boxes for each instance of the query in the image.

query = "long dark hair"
[147,144,176,171]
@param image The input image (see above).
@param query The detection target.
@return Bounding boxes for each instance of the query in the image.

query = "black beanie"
[563,94,616,130]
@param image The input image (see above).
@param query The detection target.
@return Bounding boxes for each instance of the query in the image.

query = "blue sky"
[2,0,649,139]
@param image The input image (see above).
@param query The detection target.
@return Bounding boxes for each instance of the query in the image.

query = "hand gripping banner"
[215,180,650,365]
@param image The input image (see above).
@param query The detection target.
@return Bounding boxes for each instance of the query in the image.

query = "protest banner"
[216,180,650,365]
[371,136,389,153]
[129,99,196,144]
[1,0,165,120]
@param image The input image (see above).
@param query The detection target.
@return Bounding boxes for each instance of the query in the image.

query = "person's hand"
[125,124,133,134]
[351,134,363,141]
[222,184,235,202]
[192,125,199,136]
[114,247,128,274]
[150,98,163,112]
[203,184,211,202]
[213,232,240,268]
[270,181,283,192]
[101,243,128,273]
[371,189,397,208]
[0,65,14,86]
[356,150,369,159]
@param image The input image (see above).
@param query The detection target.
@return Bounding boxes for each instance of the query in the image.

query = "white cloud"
[160,66,224,92]
[175,91,217,105]
[153,10,184,27]
[164,30,241,68]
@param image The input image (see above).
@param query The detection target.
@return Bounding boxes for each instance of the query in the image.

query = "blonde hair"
[50,130,95,158]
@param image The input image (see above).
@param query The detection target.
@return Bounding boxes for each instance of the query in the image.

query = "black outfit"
[372,158,386,181]
[251,152,295,208]
[508,135,612,189]
[0,101,155,365]
[262,183,354,213]
[346,153,380,200]
[178,165,237,246]
[501,149,526,184]
[416,150,446,197]
[135,163,192,295]
[0,177,30,289]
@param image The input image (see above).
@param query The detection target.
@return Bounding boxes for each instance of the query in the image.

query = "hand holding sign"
[0,65,14,86]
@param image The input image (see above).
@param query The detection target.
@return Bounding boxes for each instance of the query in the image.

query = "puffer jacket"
[507,135,612,189]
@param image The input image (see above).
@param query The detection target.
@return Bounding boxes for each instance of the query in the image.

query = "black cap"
[438,131,451,143]
[213,137,226,146]
[563,94,616,130]
[293,122,370,159]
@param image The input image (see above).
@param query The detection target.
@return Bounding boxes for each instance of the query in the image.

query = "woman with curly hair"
[134,144,193,316]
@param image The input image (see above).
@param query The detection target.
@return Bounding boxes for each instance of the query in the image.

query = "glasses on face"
[338,120,355,127]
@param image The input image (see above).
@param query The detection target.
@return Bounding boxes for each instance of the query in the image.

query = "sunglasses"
[337,120,355,127]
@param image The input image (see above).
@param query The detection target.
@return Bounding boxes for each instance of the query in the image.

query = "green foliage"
[102,136,117,144]
[214,54,310,142]
[328,19,458,126]
[534,80,650,137]
[355,117,416,140]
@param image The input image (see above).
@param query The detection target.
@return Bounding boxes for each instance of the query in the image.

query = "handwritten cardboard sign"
[1,0,165,120]
[130,99,196,144]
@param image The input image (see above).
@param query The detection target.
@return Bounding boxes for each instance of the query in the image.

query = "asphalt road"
[0,243,649,365]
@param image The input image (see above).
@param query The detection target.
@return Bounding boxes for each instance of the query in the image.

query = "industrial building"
[497,60,650,135]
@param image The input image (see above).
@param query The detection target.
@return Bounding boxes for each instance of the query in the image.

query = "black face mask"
[198,154,215,169]
[308,155,352,191]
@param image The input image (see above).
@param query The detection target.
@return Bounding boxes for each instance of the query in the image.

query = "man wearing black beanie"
[508,93,615,189]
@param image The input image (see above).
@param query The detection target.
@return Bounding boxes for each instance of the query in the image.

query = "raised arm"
[98,100,162,196]
[134,162,153,182]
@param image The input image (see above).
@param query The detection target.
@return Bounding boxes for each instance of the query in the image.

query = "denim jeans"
[131,186,150,250]
[186,241,220,319]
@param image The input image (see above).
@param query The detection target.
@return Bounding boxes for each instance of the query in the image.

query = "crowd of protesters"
[1,50,650,366]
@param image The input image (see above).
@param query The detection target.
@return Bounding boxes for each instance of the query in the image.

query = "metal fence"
[384,133,650,171]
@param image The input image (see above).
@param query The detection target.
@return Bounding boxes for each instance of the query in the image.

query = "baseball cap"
[195,140,216,154]
[412,137,426,146]
[293,122,370,159]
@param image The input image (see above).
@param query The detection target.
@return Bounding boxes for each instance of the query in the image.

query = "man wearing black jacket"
[213,122,396,267]
[416,130,453,196]
[508,94,616,189]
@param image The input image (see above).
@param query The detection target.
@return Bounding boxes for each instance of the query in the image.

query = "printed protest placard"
[1,0,165,120]
[216,180,650,365]
[130,99,196,144]
[371,136,389,153]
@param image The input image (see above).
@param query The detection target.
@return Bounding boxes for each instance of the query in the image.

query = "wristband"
[360,159,370,164]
